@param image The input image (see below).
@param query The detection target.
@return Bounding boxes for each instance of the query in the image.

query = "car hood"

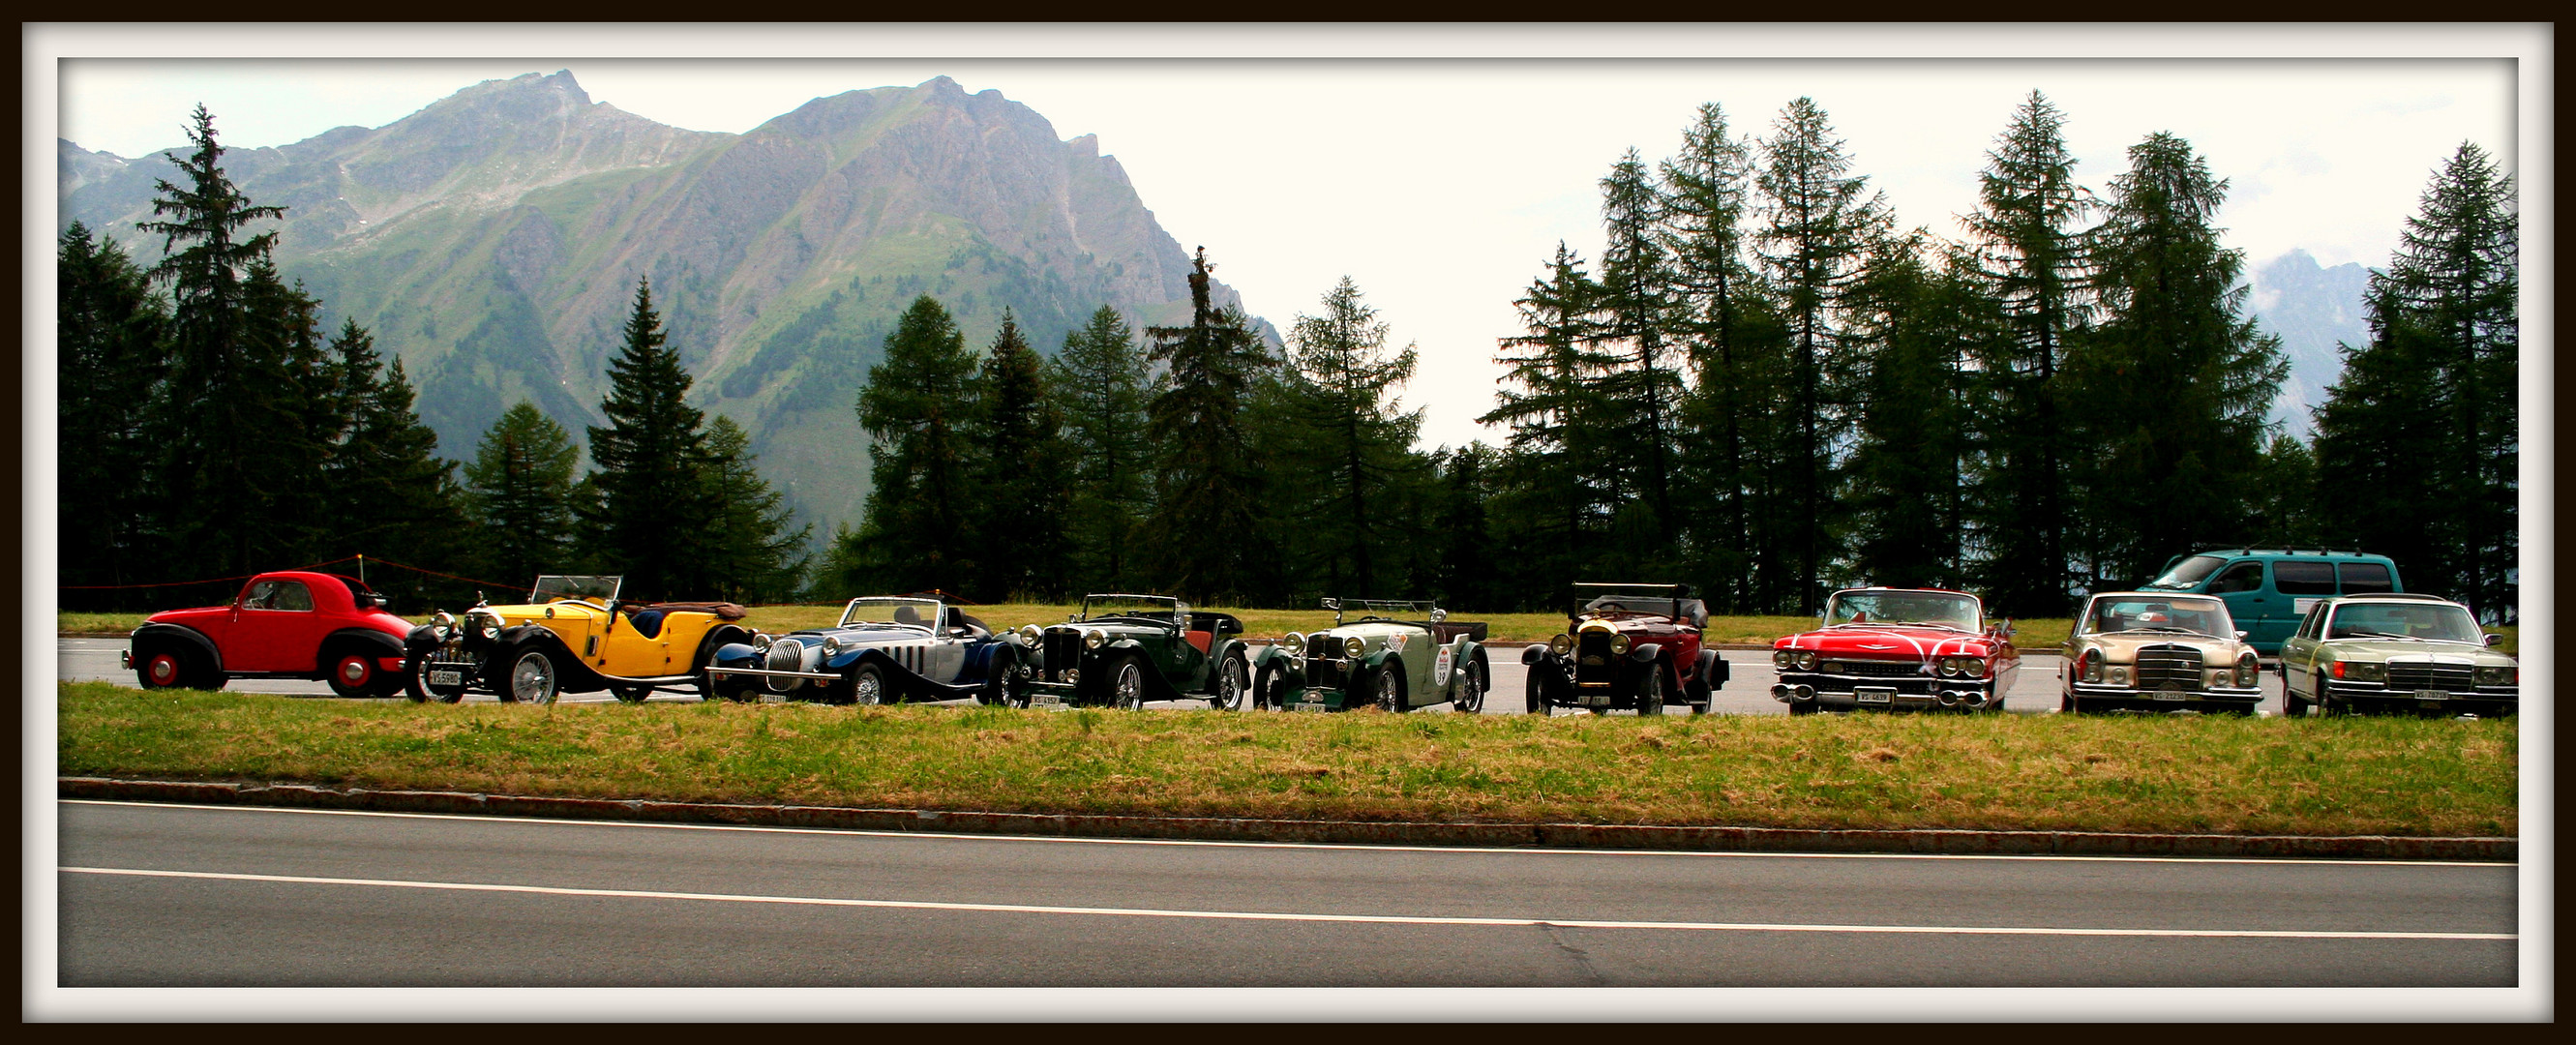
[2081,633,2248,662]
[1777,625,1998,659]
[2318,638,2513,665]
[777,624,943,646]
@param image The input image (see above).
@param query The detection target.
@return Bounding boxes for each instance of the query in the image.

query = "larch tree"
[842,294,981,596]
[1050,306,1153,592]
[966,310,1074,601]
[1269,277,1427,599]
[1143,248,1276,604]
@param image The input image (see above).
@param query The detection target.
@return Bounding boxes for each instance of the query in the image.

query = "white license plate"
[1294,702,1327,713]
[1030,693,1064,707]
[2415,690,2447,702]
[2155,691,2187,702]
[428,671,463,688]
[1855,688,1894,704]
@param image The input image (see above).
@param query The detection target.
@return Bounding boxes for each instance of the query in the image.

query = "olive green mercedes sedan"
[2279,593,2518,717]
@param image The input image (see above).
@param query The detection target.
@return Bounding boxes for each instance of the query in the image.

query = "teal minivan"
[2138,549,2404,655]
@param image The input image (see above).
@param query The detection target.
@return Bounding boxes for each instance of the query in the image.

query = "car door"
[229,579,329,672]
[2266,561,2341,651]
[924,607,969,683]
[2204,560,2273,649]
[2280,603,2324,699]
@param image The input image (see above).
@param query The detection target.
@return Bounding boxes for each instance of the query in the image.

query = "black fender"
[314,628,404,676]
[1520,643,1556,666]
[1628,642,1663,665]
[1095,639,1183,702]
[692,624,752,672]
[1363,650,1406,703]
[1695,649,1729,687]
[403,623,446,656]
[131,622,223,673]
[490,625,608,693]
[830,646,931,702]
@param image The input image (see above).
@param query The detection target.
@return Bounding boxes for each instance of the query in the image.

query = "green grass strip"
[57,681,2516,838]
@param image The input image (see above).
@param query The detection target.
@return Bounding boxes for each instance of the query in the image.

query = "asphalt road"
[53,800,2514,994]
[56,637,2295,716]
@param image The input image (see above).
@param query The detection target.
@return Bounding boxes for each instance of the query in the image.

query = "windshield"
[1082,593,1186,622]
[1582,595,1686,619]
[1823,590,1981,631]
[530,575,620,603]
[2082,595,2234,638]
[2143,555,2228,590]
[839,597,944,630]
[2326,603,2482,643]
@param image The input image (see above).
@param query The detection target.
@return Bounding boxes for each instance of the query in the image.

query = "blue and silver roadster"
[704,595,1027,705]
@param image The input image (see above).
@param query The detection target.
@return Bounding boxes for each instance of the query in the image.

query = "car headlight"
[1549,634,1573,656]
[2079,650,2103,683]
[1343,636,1366,658]
[2475,665,2516,686]
[2108,666,2129,685]
[823,636,843,656]
[1609,634,1631,654]
[1016,625,1042,646]
[1773,649,1793,669]
[433,611,456,630]
[2333,661,2386,682]
[1084,629,1107,650]
[1281,632,1305,655]
[753,633,774,652]
[1793,651,1818,672]
[1063,668,1080,684]
[2236,653,2259,687]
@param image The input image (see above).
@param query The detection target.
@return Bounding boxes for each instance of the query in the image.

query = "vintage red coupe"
[1770,587,2020,714]
[124,570,416,697]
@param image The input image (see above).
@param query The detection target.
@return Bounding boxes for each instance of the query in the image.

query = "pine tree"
[1752,97,1887,612]
[1050,306,1153,592]
[841,294,980,595]
[2314,143,2517,617]
[1480,243,1617,606]
[1658,103,1772,610]
[1143,248,1276,604]
[965,310,1074,601]
[2068,132,2288,588]
[1962,91,2093,616]
[697,415,814,604]
[315,318,469,606]
[1841,235,1981,589]
[137,104,312,578]
[57,222,169,605]
[463,402,583,589]
[582,276,715,601]
[1267,277,1427,598]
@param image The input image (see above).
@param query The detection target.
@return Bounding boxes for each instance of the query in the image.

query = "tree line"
[838,92,2515,622]
[57,105,810,612]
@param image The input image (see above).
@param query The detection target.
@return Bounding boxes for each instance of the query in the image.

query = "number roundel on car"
[1434,646,1454,686]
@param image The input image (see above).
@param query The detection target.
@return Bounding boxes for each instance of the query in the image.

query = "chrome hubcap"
[150,658,175,684]
[341,660,368,682]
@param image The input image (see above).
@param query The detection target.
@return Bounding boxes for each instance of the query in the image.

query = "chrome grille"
[1044,629,1081,681]
[764,639,805,691]
[1830,660,1922,678]
[2387,661,2473,691]
[1305,651,1346,690]
[2133,645,2204,689]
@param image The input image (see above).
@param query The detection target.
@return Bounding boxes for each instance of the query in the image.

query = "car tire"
[1210,654,1249,711]
[502,647,559,704]
[1374,663,1406,712]
[848,662,890,706]
[1254,662,1287,712]
[1524,670,1549,716]
[1685,675,1711,715]
[1787,702,1819,717]
[324,646,395,699]
[1634,666,1663,716]
[2283,684,2310,718]
[1453,658,1487,714]
[2061,691,2078,714]
[610,684,652,704]
[135,642,195,691]
[1111,655,1149,711]
[404,652,467,703]
[708,671,758,703]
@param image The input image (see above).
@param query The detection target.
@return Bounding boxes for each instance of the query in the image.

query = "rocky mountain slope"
[60,71,1268,541]
[2246,249,2372,441]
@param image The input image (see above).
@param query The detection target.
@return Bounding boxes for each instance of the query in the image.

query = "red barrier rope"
[350,555,526,593]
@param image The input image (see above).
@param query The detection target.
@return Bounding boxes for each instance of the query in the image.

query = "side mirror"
[2485,633,2504,647]
[1430,608,1448,623]
[2236,631,2251,642]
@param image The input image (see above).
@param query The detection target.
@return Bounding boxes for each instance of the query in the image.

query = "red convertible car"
[1770,587,2020,714]
[124,571,415,698]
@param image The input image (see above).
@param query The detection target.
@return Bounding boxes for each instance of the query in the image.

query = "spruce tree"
[1841,235,1981,589]
[315,318,468,606]
[842,294,980,595]
[2068,132,2287,588]
[966,310,1073,601]
[1752,97,1886,612]
[463,402,583,589]
[697,415,814,604]
[1962,91,2093,616]
[1050,306,1153,592]
[1658,103,1772,610]
[1143,248,1276,604]
[1594,150,1684,544]
[583,276,714,601]
[57,223,169,605]
[1480,243,1616,606]
[2314,142,2517,617]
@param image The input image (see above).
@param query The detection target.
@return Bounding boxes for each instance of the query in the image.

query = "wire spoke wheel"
[1212,656,1247,711]
[1113,658,1147,710]
[506,649,557,704]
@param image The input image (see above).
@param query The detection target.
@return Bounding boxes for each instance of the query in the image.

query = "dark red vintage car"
[1770,587,2020,714]
[124,571,414,698]
[1522,583,1728,715]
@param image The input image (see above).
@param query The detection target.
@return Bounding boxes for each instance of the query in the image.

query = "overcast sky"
[37,25,2537,452]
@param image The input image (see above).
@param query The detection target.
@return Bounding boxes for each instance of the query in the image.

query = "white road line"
[58,799,2515,867]
[59,866,2516,941]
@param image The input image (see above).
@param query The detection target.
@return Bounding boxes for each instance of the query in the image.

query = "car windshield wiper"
[2338,629,2420,641]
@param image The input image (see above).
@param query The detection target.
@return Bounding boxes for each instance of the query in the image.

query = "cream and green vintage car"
[2059,591,2262,715]
[2280,593,2518,717]
[1247,599,1490,712]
